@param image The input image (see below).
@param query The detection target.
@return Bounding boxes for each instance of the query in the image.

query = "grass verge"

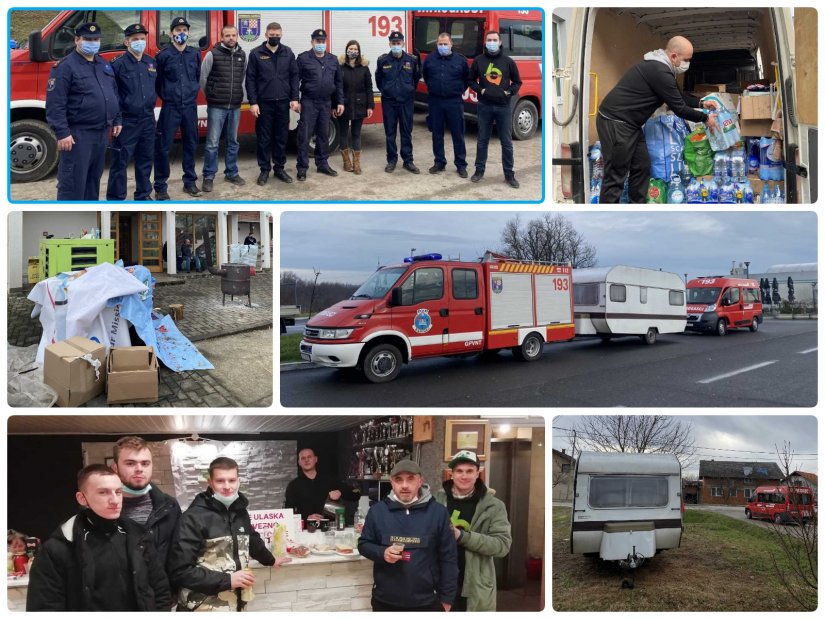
[280,333,303,363]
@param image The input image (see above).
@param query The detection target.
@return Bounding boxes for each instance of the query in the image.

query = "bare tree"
[768,441,817,610]
[572,415,696,468]
[499,213,597,267]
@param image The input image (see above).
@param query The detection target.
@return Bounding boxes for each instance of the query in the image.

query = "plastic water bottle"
[718,176,736,204]
[590,141,604,181]
[667,176,685,204]
[705,176,719,203]
[730,151,746,180]
[590,178,601,204]
[774,183,784,204]
[713,152,728,181]
[747,139,760,175]
[54,280,68,342]
[679,162,692,187]
[761,182,771,204]
[686,177,703,203]
[742,178,754,204]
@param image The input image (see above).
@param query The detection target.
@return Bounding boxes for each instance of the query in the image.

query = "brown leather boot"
[352,151,362,175]
[341,148,353,172]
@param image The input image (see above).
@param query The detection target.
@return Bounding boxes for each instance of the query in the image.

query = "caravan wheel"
[642,328,658,345]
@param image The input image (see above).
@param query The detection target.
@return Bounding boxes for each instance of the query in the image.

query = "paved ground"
[10,116,543,202]
[8,270,273,408]
[281,318,817,407]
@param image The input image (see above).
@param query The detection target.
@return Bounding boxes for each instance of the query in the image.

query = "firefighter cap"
[311,28,327,40]
[389,30,404,42]
[124,23,149,37]
[75,22,103,39]
[170,16,190,30]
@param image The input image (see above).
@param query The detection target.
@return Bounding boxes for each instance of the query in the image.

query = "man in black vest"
[200,25,248,192]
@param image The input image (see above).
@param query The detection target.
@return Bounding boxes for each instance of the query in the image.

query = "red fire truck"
[10,8,543,183]
[299,252,574,383]
[745,485,815,524]
[685,276,762,336]
[411,10,543,141]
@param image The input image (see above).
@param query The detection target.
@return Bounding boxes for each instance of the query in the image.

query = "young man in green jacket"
[435,450,512,611]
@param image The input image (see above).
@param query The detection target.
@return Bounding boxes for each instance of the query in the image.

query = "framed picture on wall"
[444,420,489,461]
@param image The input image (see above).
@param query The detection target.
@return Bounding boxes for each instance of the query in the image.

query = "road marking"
[697,361,778,384]
[797,347,817,355]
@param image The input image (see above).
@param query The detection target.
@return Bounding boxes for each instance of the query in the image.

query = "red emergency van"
[745,485,815,524]
[411,10,543,141]
[10,9,403,183]
[299,252,574,383]
[685,277,762,336]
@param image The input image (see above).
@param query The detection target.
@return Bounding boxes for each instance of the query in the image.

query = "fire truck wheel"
[749,318,759,332]
[361,343,402,383]
[511,99,539,141]
[745,509,752,519]
[11,119,59,183]
[715,319,727,336]
[642,328,657,345]
[308,118,340,157]
[774,513,784,525]
[514,333,544,362]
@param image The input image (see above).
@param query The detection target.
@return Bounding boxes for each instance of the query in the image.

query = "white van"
[570,451,683,569]
[573,266,687,344]
[551,8,816,203]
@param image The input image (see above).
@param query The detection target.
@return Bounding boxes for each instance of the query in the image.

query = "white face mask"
[675,60,690,74]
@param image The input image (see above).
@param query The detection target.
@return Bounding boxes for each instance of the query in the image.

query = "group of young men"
[45,17,524,201]
[26,437,512,612]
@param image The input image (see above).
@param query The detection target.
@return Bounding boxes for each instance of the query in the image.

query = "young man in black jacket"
[27,464,171,611]
[168,457,290,611]
[358,459,458,612]
[469,30,522,188]
[597,35,720,203]
[112,436,181,577]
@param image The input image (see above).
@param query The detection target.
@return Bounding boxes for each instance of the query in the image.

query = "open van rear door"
[773,7,817,203]
[551,8,589,202]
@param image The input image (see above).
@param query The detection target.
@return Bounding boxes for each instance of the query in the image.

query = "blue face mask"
[80,40,100,56]
[486,41,500,53]
[314,43,326,54]
[173,32,188,45]
[437,44,451,56]
[129,39,146,55]
[391,44,403,55]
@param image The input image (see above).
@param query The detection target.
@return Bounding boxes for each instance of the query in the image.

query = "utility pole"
[307,267,321,319]
[744,261,750,279]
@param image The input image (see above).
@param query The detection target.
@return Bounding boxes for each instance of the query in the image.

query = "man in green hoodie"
[435,450,512,612]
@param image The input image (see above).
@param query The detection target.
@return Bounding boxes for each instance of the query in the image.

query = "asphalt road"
[280,319,817,407]
[10,114,543,202]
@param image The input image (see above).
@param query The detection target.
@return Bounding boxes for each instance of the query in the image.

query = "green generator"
[39,239,116,280]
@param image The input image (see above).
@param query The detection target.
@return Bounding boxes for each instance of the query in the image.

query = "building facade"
[552,448,575,501]
[699,460,783,506]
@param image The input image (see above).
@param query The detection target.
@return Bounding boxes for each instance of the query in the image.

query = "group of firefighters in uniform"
[44,18,524,201]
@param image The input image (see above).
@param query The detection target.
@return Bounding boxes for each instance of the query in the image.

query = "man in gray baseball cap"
[358,459,457,612]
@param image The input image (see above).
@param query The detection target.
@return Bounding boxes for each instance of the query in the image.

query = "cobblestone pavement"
[7,270,273,408]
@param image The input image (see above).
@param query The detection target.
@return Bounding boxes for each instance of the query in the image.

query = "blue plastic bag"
[644,115,689,180]
[706,106,741,151]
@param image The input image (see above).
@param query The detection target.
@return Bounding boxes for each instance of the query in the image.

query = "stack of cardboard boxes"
[43,337,160,407]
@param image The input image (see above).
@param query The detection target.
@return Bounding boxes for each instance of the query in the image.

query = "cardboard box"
[740,94,773,120]
[43,337,107,407]
[106,346,159,405]
[738,118,774,137]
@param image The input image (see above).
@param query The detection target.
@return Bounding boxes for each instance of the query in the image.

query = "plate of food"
[334,543,359,557]
[288,545,311,558]
[310,544,335,556]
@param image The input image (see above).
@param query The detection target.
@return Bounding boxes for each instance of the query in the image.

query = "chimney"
[562,448,567,455]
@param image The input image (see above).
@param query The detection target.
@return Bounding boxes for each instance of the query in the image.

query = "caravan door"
[773,7,816,203]
[551,8,589,202]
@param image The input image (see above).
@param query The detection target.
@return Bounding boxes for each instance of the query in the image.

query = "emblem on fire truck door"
[492,276,503,294]
[412,308,433,334]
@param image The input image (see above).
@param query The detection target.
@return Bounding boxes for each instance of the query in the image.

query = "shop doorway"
[108,211,164,272]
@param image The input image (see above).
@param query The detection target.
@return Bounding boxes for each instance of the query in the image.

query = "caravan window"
[669,290,685,305]
[589,476,669,508]
[609,285,626,303]
[573,283,599,305]
[640,287,648,304]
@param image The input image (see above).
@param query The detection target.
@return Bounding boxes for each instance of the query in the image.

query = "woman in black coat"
[339,40,375,175]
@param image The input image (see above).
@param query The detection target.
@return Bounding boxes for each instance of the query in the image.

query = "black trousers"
[371,596,443,612]
[596,112,650,204]
[256,99,291,173]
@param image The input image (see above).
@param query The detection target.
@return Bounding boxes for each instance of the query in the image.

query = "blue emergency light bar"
[403,253,443,263]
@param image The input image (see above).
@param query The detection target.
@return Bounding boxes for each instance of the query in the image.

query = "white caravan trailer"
[573,266,687,344]
[571,451,683,569]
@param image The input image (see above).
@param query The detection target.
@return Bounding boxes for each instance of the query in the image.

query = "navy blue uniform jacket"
[422,51,470,98]
[155,45,201,107]
[111,51,158,119]
[46,50,122,140]
[246,43,299,104]
[375,51,421,102]
[296,50,344,104]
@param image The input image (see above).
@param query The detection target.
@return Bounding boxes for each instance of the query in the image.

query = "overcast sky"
[280,211,817,284]
[552,415,818,476]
